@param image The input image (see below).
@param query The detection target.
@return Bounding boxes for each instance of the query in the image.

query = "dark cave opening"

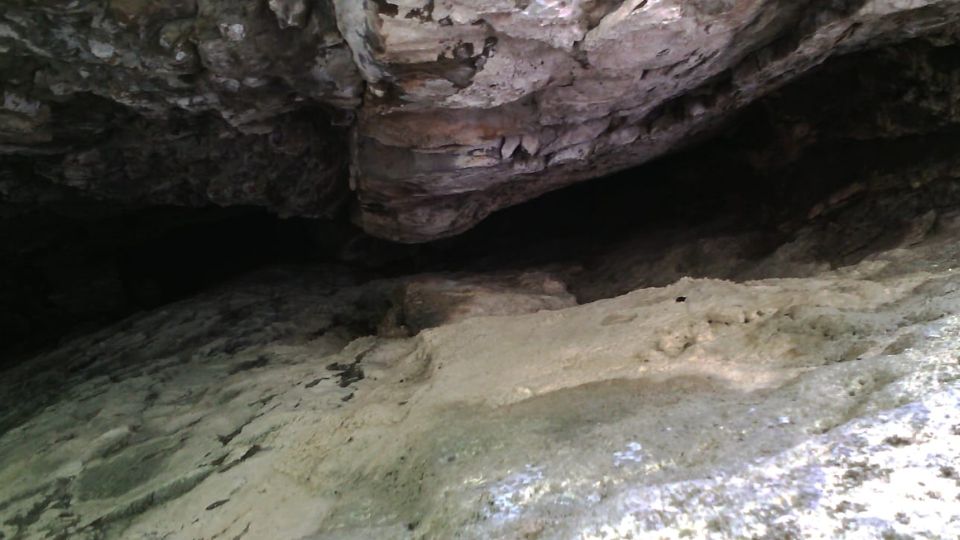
[0,142,772,366]
[4,39,960,366]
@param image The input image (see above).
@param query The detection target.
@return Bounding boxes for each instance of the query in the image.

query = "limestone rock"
[4,1,960,239]
[3,209,960,538]
[391,271,576,334]
[0,0,360,216]
[346,0,960,240]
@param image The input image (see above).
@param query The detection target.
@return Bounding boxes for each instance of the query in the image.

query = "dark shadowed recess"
[0,204,284,364]
[4,39,960,366]
[427,39,960,274]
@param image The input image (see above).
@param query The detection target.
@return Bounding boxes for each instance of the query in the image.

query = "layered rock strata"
[5,1,960,240]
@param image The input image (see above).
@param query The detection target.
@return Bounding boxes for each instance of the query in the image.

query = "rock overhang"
[4,0,960,241]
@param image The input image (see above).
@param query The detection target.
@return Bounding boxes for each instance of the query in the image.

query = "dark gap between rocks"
[3,40,960,367]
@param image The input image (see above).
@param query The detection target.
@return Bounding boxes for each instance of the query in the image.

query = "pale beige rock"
[3,209,960,539]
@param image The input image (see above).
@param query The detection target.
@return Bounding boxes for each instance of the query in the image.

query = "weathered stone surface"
[390,271,576,334]
[5,1,960,240]
[1,0,359,216]
[2,202,960,539]
[346,0,960,240]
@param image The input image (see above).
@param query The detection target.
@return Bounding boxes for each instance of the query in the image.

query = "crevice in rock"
[4,37,960,370]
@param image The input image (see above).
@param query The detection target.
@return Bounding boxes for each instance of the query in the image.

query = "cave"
[2,2,960,538]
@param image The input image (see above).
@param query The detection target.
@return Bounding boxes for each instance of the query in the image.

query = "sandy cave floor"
[1,212,960,538]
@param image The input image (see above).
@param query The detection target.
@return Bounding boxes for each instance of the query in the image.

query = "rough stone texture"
[5,1,960,240]
[0,0,359,216]
[9,32,960,359]
[2,201,960,538]
[349,0,960,241]
[8,31,960,361]
[391,271,576,334]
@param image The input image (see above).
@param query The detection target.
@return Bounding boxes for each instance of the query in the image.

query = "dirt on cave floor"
[1,187,960,539]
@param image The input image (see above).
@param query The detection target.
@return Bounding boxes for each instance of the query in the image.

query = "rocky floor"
[2,207,960,539]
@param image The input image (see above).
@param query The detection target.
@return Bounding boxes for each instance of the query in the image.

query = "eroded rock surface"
[5,1,960,240]
[349,0,960,240]
[391,271,576,334]
[2,203,960,538]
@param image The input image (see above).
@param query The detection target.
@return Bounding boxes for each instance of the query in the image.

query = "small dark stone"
[228,355,269,375]
[305,377,328,388]
[326,361,365,387]
[205,499,230,511]
[883,435,912,447]
[676,296,687,303]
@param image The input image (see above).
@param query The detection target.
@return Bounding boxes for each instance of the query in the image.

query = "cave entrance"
[4,39,960,363]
